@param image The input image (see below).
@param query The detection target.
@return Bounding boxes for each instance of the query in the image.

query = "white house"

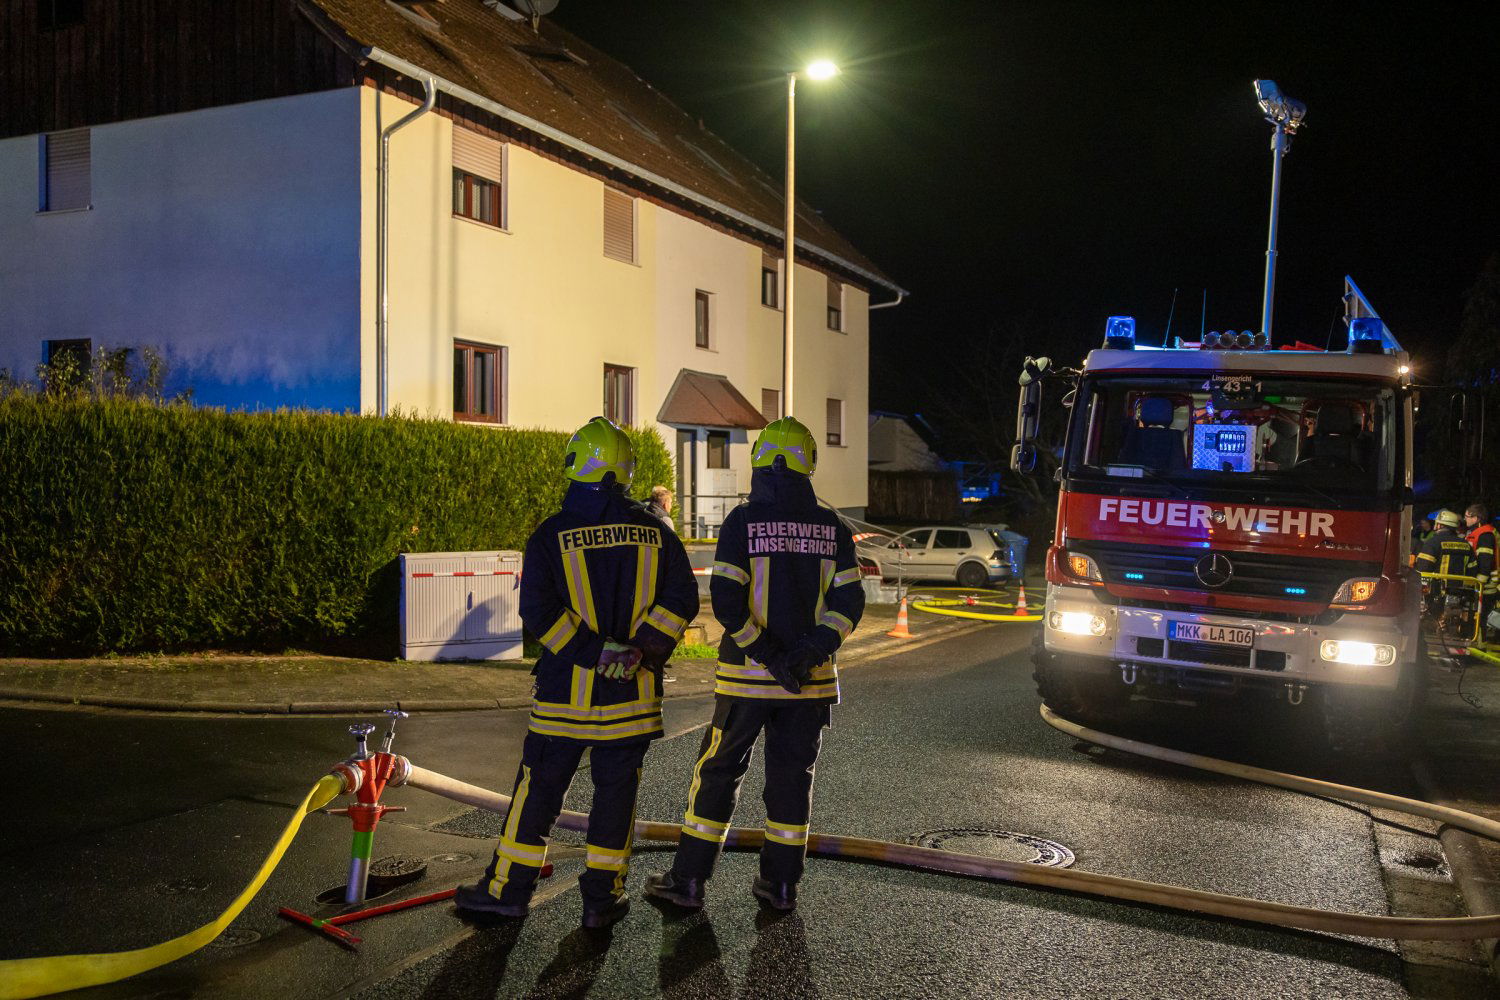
[0,0,903,517]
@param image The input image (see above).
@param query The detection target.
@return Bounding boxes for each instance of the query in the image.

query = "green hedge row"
[0,396,672,655]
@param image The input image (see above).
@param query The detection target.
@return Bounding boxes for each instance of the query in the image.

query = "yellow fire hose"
[10,699,1500,999]
[0,775,343,1000]
[908,585,1044,623]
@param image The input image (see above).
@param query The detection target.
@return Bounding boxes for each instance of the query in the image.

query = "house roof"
[657,370,769,429]
[300,0,898,292]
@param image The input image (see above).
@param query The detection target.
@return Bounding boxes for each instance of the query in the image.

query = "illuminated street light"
[782,60,839,417]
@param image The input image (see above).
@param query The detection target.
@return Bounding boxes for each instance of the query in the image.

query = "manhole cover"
[428,853,475,865]
[911,829,1075,867]
[370,854,427,880]
[157,876,212,894]
[208,927,261,948]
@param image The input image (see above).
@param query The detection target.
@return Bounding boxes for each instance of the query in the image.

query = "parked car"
[856,525,1012,588]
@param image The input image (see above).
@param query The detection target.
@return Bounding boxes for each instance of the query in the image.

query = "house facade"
[0,0,901,517]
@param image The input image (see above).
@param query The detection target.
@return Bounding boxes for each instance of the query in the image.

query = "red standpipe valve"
[326,712,412,903]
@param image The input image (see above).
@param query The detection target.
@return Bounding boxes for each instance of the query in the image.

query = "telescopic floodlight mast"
[1254,79,1306,343]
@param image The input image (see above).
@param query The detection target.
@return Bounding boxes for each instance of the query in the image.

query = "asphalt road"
[2,626,1493,998]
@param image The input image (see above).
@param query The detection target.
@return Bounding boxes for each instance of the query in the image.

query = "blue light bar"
[1349,318,1383,340]
[1104,316,1136,350]
[1124,571,1145,581]
[1284,586,1307,596]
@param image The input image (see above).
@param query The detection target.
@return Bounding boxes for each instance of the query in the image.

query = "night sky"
[553,1,1497,416]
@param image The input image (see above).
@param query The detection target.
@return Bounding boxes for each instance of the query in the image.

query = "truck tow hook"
[1284,682,1307,706]
[1119,663,1138,686]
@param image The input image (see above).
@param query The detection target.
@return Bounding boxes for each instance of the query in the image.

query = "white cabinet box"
[399,551,523,661]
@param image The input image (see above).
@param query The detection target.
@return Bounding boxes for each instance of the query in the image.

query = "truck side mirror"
[1010,356,1051,474]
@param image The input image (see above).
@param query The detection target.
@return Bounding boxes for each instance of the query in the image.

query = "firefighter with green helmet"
[455,417,698,930]
[1416,509,1477,603]
[645,416,864,912]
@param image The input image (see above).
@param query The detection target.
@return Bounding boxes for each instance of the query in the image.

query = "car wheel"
[956,561,988,589]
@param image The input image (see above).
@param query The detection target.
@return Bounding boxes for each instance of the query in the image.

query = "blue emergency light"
[1104,316,1136,350]
[1348,317,1387,354]
[1284,586,1308,596]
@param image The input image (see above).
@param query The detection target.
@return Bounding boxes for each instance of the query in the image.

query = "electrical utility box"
[399,551,523,661]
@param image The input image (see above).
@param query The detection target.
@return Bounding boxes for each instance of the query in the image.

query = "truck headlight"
[1319,640,1395,666]
[1049,611,1107,636]
[1330,578,1380,605]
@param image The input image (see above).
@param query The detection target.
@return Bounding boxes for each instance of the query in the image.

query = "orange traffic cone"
[886,597,914,638]
[1015,583,1029,616]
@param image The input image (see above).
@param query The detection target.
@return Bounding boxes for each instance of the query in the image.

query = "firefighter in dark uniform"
[1415,509,1477,606]
[1465,503,1498,638]
[455,417,698,929]
[644,417,864,912]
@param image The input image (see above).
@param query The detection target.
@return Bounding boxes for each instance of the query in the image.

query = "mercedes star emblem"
[1194,552,1234,589]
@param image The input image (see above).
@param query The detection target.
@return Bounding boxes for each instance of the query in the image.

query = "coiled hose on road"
[7,709,1500,999]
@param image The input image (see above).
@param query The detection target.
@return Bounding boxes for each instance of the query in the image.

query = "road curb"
[0,619,997,716]
[1411,757,1500,982]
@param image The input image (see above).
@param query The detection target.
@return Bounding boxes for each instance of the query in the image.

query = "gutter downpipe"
[377,75,436,418]
[359,47,908,303]
[868,290,906,310]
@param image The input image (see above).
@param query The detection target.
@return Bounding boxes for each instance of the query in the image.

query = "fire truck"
[1011,282,1423,752]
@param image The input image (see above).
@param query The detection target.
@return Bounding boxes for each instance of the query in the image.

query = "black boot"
[643,871,706,909]
[581,896,630,930]
[453,881,529,919]
[751,877,797,911]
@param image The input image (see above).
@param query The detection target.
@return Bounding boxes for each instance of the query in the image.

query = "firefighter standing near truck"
[1465,503,1498,639]
[454,417,698,930]
[1415,509,1477,608]
[644,417,864,912]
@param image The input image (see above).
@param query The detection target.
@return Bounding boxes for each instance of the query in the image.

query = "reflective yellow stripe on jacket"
[712,660,839,701]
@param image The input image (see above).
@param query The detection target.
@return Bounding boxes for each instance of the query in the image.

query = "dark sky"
[553,1,1498,414]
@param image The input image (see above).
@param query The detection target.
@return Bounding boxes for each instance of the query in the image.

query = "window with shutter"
[452,128,505,228]
[826,397,844,446]
[603,187,636,263]
[761,388,780,423]
[41,129,90,212]
[826,276,843,332]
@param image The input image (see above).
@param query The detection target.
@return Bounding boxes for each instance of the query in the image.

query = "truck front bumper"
[1041,583,1413,691]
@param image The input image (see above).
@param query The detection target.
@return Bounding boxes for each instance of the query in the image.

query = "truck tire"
[1032,629,1127,724]
[1321,643,1428,759]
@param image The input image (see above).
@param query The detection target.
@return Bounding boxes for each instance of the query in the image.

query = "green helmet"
[1436,509,1462,530]
[751,417,817,476]
[564,417,635,486]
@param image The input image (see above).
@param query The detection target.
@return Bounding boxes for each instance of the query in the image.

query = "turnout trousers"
[479,731,649,909]
[671,698,832,884]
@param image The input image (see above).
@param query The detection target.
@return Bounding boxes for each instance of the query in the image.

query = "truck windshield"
[1066,375,1398,502]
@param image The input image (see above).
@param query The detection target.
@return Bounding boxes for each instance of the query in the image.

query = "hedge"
[0,396,673,655]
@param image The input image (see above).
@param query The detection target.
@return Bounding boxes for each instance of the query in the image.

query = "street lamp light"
[782,59,839,418]
[1253,79,1306,343]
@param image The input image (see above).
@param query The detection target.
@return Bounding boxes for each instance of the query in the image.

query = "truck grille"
[1077,540,1379,605]
[1166,640,1252,668]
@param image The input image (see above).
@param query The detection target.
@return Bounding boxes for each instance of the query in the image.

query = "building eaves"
[298,0,903,295]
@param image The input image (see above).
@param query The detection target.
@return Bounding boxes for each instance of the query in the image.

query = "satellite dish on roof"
[511,0,559,15]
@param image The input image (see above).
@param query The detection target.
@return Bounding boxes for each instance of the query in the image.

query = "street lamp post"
[782,59,838,419]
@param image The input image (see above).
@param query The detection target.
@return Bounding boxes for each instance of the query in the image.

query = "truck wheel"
[956,561,988,589]
[1032,630,1126,724]
[1321,644,1428,758]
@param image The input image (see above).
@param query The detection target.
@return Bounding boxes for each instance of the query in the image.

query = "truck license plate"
[1169,621,1254,646]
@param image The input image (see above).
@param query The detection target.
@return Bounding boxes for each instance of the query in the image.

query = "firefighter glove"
[762,651,804,695]
[597,641,643,681]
